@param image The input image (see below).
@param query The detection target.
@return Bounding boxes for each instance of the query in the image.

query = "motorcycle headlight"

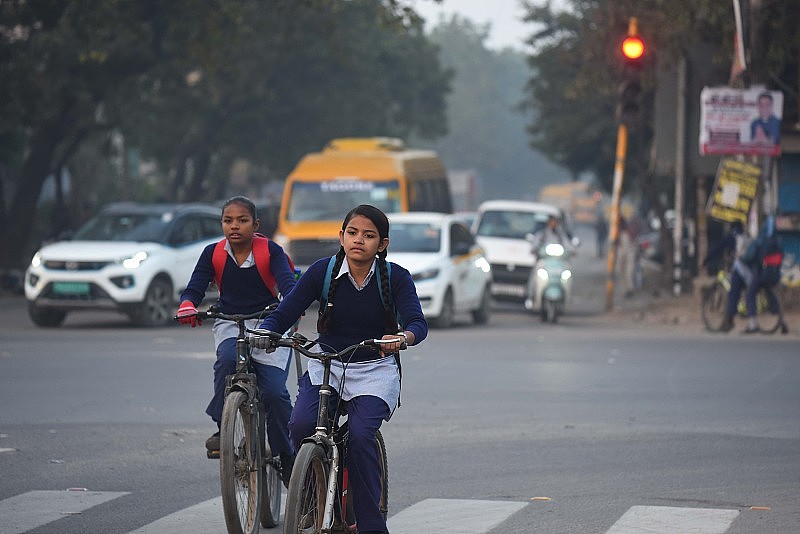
[544,243,565,257]
[121,251,149,269]
[537,268,549,281]
[412,268,440,282]
[561,269,572,281]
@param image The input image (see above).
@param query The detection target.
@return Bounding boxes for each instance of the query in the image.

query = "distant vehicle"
[273,137,452,268]
[473,200,565,302]
[387,212,492,328]
[24,202,223,327]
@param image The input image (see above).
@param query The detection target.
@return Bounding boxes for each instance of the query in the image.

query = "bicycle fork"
[322,440,340,529]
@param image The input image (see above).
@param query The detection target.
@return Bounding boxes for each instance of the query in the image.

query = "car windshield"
[389,222,441,253]
[475,210,550,239]
[72,212,174,242]
[287,180,402,221]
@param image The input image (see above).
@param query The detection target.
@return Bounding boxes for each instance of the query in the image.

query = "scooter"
[524,240,576,323]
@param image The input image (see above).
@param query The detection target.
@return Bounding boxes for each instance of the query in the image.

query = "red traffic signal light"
[621,36,644,61]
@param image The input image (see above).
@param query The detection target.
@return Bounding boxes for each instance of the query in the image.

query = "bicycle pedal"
[207,449,220,459]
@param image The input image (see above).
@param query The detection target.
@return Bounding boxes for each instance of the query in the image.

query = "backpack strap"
[211,239,228,292]
[319,255,337,309]
[211,235,281,298]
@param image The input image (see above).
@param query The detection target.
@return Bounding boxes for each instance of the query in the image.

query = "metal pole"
[672,54,687,297]
[605,123,628,311]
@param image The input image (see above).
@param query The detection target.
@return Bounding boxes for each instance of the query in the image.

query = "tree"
[0,0,450,271]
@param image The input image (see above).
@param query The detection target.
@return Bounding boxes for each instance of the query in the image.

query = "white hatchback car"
[387,212,492,328]
[24,202,223,327]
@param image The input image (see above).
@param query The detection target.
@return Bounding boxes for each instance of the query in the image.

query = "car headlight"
[412,268,440,282]
[537,268,549,281]
[30,252,42,268]
[475,257,491,273]
[121,251,149,269]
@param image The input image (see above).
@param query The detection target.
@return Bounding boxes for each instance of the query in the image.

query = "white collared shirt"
[336,257,376,291]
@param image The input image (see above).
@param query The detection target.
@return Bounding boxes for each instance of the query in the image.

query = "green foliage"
[0,0,450,269]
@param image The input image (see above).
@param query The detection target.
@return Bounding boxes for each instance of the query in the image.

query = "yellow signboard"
[706,158,761,223]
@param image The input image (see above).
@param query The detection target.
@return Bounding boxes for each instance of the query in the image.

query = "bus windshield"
[287,179,402,221]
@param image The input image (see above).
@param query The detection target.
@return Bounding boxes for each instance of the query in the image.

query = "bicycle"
[700,269,787,334]
[177,305,283,534]
[250,329,400,534]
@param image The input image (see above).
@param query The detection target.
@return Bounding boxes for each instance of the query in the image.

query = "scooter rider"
[525,214,574,310]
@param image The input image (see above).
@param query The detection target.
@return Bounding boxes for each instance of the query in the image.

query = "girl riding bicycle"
[257,204,428,534]
[176,196,297,485]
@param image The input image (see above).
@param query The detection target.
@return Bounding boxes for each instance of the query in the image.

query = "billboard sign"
[706,158,761,223]
[699,87,783,156]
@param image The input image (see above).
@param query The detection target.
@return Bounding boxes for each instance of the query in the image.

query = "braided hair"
[317,204,398,335]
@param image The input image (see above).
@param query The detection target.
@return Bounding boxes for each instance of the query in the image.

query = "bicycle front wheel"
[756,286,784,333]
[284,442,328,534]
[701,283,728,332]
[220,390,262,534]
[259,403,282,529]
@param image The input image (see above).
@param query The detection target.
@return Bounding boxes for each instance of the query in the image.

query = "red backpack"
[211,234,295,298]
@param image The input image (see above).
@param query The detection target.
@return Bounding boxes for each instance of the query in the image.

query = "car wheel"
[431,288,454,329]
[28,302,67,327]
[471,285,491,325]
[130,277,173,327]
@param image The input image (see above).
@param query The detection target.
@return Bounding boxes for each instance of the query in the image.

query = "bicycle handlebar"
[248,329,406,359]
[173,304,277,324]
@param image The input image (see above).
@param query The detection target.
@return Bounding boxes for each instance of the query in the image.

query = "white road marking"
[605,505,740,534]
[387,498,528,534]
[128,495,284,533]
[0,490,129,534]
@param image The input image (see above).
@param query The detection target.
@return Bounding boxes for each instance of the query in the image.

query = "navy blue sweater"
[259,257,428,362]
[180,240,296,314]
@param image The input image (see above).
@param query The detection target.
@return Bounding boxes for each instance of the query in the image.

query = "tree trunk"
[0,126,61,270]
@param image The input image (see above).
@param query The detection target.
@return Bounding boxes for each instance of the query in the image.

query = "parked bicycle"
[701,269,787,334]
[176,305,283,534]
[250,329,400,534]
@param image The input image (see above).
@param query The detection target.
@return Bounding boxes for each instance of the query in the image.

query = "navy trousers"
[290,373,390,534]
[726,269,759,321]
[205,337,294,457]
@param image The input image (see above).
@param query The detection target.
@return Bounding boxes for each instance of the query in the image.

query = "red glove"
[177,301,201,327]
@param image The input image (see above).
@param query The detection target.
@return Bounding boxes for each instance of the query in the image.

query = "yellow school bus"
[273,137,452,267]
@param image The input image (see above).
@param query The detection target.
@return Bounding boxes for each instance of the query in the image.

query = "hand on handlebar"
[176,301,201,327]
[250,329,281,352]
[373,333,408,355]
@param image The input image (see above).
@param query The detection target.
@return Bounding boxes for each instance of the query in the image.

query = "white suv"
[24,202,223,327]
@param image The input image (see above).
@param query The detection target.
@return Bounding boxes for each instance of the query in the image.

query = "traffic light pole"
[605,122,628,311]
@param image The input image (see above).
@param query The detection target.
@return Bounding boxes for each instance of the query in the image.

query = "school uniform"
[259,256,428,533]
[181,240,296,456]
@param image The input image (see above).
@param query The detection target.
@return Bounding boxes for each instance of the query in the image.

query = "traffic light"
[616,19,645,127]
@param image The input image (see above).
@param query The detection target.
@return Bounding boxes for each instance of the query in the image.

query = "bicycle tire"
[284,442,328,534]
[701,282,728,332]
[220,390,262,534]
[756,286,784,334]
[258,404,282,528]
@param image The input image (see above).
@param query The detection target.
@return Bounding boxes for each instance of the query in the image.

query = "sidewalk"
[600,262,800,337]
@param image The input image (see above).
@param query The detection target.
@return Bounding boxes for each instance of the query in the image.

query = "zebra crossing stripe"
[605,505,740,534]
[128,495,284,533]
[0,490,129,534]
[387,498,528,533]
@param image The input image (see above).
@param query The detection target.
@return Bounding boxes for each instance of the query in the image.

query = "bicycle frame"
[251,331,400,533]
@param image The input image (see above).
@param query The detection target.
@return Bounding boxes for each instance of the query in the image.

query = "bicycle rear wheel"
[220,390,262,534]
[756,286,784,333]
[701,283,728,332]
[284,442,328,534]
[258,404,282,528]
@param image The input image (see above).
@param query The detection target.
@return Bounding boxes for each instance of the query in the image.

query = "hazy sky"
[411,0,534,52]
